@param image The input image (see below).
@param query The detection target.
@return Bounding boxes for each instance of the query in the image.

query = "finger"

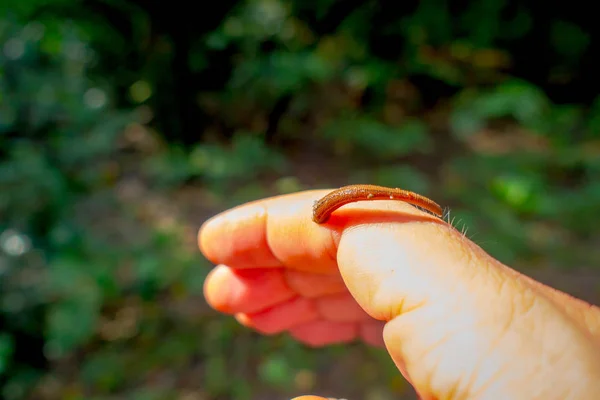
[198,200,283,269]
[235,297,318,335]
[336,220,600,398]
[204,265,351,316]
[203,265,296,314]
[199,190,340,273]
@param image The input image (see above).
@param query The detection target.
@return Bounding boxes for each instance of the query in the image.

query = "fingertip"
[198,204,283,268]
[198,213,229,264]
[197,216,216,259]
[203,265,234,313]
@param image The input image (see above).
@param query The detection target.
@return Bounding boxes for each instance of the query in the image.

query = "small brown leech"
[312,184,443,224]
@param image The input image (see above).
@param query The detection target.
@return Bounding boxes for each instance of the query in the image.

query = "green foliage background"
[1,1,599,399]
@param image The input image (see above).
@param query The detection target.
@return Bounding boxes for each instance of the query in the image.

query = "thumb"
[336,220,600,399]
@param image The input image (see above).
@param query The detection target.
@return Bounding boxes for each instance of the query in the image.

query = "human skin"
[198,189,600,399]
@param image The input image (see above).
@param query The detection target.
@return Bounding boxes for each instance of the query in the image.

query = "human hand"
[199,189,600,399]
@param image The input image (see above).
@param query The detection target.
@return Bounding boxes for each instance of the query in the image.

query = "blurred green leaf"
[551,20,590,60]
[188,133,287,183]
[1,367,42,400]
[451,81,549,139]
[204,355,228,395]
[0,333,14,376]
[587,96,600,137]
[46,297,100,357]
[490,174,541,213]
[323,115,431,158]
[81,351,126,391]
[258,354,295,388]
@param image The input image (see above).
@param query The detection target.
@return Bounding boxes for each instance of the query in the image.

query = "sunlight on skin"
[199,189,600,399]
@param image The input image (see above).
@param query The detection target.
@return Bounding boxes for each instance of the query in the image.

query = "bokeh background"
[1,0,599,399]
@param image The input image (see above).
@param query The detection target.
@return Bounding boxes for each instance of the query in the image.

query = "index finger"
[198,190,340,274]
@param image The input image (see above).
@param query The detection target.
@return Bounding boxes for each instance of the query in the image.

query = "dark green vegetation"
[1,1,599,398]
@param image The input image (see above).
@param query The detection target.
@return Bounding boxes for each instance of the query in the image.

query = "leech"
[312,184,443,224]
